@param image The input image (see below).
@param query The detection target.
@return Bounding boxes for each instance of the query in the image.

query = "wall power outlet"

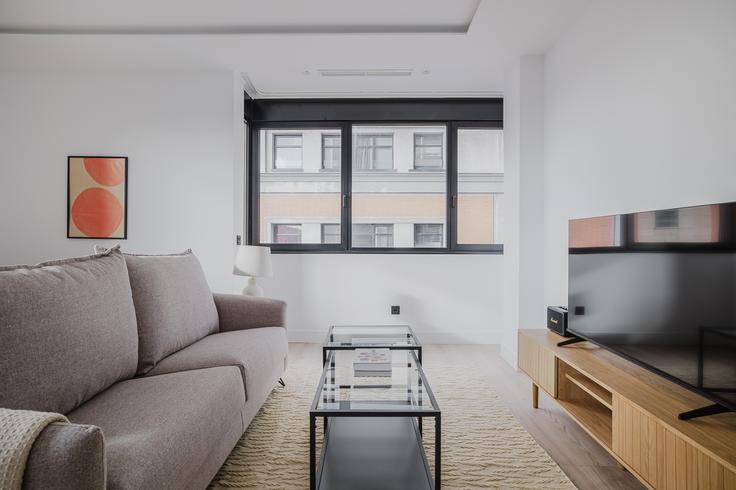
[391,305,400,315]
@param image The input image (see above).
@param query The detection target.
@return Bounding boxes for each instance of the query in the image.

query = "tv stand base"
[678,403,732,420]
[556,336,585,347]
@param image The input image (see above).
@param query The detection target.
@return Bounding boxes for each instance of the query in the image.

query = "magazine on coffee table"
[353,348,391,376]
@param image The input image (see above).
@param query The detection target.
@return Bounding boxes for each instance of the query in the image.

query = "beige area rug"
[210,364,575,489]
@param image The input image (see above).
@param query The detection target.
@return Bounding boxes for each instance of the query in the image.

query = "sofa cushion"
[0,248,138,413]
[67,367,245,490]
[146,327,288,401]
[124,250,219,374]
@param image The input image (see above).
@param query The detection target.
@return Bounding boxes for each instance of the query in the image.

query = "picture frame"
[67,156,128,239]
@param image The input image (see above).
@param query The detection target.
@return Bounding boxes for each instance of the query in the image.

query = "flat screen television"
[568,201,736,419]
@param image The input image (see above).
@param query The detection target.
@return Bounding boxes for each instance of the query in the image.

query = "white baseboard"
[500,344,517,369]
[287,331,328,343]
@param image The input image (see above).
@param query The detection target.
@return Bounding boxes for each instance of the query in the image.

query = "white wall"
[501,55,546,366]
[260,253,505,344]
[0,69,504,345]
[0,70,243,293]
[543,0,736,306]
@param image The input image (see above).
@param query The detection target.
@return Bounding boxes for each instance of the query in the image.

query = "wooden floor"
[288,343,644,490]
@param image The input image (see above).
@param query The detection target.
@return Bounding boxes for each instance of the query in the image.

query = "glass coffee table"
[310,325,440,490]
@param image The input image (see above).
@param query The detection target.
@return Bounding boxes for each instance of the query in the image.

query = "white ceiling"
[0,0,588,97]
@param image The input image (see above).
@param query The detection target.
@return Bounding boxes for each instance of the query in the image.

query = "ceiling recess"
[318,69,414,77]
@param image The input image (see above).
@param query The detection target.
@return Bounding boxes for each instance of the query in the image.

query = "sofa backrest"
[124,250,219,374]
[0,248,139,414]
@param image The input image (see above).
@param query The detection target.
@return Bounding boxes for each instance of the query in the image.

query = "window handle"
[342,194,351,208]
[452,195,457,208]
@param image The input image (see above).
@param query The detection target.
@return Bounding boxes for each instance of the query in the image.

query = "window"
[321,223,341,244]
[246,99,503,253]
[272,224,302,243]
[655,209,679,229]
[354,134,393,170]
[414,224,444,248]
[414,133,444,170]
[352,125,446,248]
[273,134,302,170]
[258,128,342,245]
[322,134,341,170]
[353,224,394,248]
[456,128,504,246]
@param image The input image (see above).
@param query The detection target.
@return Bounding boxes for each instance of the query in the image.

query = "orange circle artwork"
[71,188,123,237]
[84,158,125,186]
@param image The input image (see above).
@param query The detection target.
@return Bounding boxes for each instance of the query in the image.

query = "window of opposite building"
[353,224,394,248]
[354,134,394,170]
[414,224,444,247]
[273,134,303,170]
[246,99,503,253]
[654,209,679,229]
[321,223,341,244]
[414,133,444,170]
[322,133,341,170]
[272,224,302,243]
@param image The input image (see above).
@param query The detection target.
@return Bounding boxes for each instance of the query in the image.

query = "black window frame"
[245,98,503,254]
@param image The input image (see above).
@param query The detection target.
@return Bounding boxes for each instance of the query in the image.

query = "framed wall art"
[67,156,128,239]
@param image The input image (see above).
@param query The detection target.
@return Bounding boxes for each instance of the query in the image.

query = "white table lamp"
[233,245,273,296]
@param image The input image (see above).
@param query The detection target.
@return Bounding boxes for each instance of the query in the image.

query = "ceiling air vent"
[318,69,414,77]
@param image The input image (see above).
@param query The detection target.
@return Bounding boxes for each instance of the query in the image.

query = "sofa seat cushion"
[146,327,288,401]
[124,250,219,375]
[67,367,245,490]
[0,248,138,413]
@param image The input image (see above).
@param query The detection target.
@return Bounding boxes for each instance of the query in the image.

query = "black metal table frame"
[309,348,441,490]
[322,324,423,366]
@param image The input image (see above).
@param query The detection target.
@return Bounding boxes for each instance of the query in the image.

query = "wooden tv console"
[518,329,736,490]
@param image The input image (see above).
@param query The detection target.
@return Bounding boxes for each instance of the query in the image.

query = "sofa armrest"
[213,293,286,332]
[24,422,105,490]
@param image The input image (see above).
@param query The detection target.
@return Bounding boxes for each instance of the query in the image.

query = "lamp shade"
[233,245,272,278]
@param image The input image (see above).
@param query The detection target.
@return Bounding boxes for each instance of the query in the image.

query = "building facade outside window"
[273,134,303,170]
[354,134,393,170]
[413,133,444,170]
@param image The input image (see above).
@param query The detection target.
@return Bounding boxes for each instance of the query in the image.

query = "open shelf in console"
[556,359,613,449]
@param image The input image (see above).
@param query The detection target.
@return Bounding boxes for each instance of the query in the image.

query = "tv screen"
[568,202,736,413]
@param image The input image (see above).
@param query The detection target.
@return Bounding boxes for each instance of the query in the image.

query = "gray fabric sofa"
[0,247,287,489]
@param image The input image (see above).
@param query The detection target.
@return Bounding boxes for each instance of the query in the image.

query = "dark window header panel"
[246,98,503,124]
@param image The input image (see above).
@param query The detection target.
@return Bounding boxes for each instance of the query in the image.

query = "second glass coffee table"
[322,324,423,365]
[310,325,440,490]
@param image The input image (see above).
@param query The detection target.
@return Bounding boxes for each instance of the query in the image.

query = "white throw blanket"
[0,408,68,490]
